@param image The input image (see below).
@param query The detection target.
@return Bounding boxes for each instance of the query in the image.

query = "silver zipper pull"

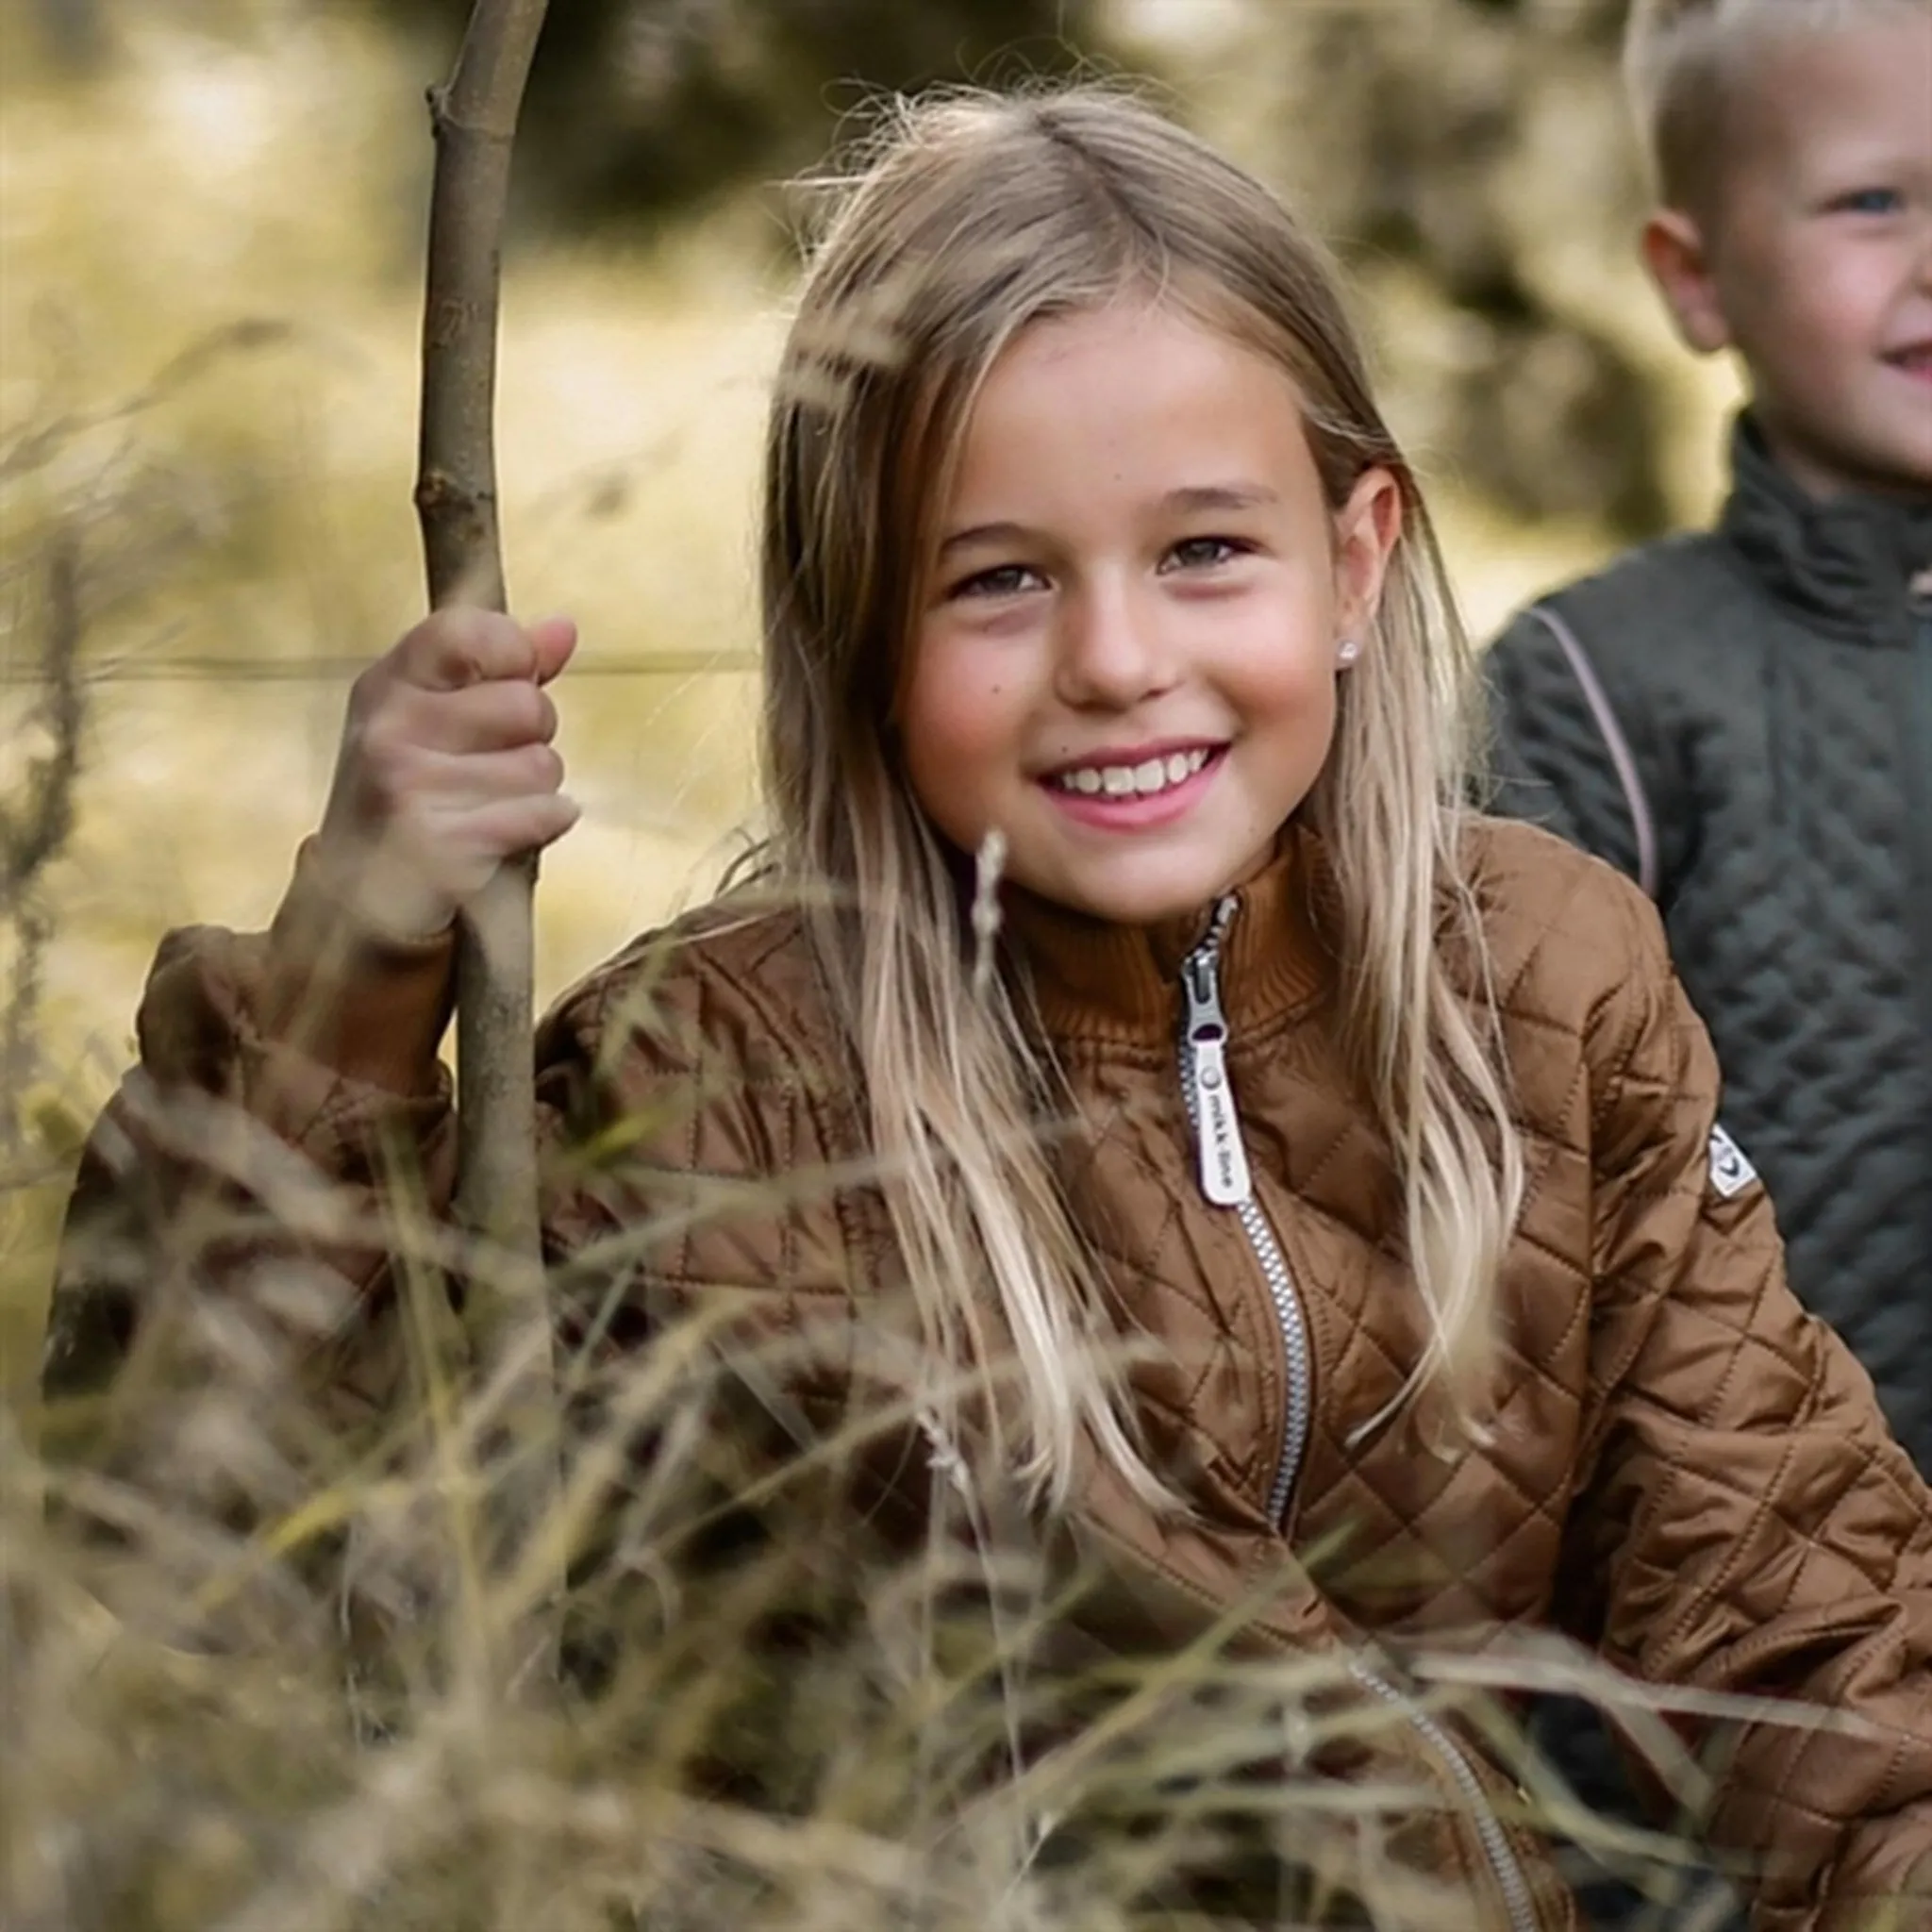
[1181,913,1252,1208]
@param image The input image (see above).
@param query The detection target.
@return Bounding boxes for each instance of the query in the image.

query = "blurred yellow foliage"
[1,12,788,1378]
[2,12,781,1081]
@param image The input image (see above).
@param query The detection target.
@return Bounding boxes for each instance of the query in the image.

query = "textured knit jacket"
[1485,420,1932,1475]
[42,816,1932,1930]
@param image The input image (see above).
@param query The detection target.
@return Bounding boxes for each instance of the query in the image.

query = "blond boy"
[1487,5,1930,1917]
[1491,0,1932,1462]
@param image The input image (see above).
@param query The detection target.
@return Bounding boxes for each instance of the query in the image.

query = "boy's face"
[1649,15,1932,498]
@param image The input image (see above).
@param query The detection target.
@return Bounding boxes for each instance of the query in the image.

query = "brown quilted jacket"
[44,815,1932,1929]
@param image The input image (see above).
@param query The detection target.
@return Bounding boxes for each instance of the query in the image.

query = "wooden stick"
[412,0,557,1693]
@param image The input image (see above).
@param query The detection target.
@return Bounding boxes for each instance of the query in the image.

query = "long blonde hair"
[758,87,1525,1508]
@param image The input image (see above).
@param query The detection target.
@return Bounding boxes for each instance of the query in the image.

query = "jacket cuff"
[261,838,457,1097]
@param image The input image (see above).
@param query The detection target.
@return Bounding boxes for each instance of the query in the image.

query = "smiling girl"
[46,89,1932,1928]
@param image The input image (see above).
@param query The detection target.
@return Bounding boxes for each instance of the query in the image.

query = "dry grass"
[9,1155,1763,1932]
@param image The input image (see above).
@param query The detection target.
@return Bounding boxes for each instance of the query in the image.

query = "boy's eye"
[948,563,1045,601]
[1828,186,1904,216]
[1163,535,1251,573]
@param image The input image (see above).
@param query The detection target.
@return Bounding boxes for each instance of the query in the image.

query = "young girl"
[45,89,1932,1929]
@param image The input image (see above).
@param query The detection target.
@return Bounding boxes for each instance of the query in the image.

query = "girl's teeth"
[1054,747,1212,798]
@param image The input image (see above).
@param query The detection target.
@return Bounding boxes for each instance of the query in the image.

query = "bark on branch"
[412,0,557,1697]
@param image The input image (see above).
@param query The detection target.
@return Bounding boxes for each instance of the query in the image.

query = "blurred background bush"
[0,0,1740,1391]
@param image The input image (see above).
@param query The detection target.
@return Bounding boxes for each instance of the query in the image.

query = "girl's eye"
[1163,536,1250,573]
[1829,186,1903,216]
[948,563,1044,601]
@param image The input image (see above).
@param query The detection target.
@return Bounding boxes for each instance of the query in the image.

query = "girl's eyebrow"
[939,519,1032,560]
[1164,482,1281,514]
[937,483,1282,559]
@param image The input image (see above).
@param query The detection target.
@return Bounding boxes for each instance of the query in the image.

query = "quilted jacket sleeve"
[1483,602,1683,902]
[41,840,462,1521]
[1565,887,1932,1930]
[530,920,872,1444]
[41,846,866,1545]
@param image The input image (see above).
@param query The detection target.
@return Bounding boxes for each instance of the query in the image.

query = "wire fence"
[0,650,758,686]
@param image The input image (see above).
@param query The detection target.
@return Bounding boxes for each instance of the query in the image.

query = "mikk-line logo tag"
[1707,1123,1759,1199]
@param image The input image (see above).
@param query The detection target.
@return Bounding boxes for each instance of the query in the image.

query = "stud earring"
[1336,638,1361,666]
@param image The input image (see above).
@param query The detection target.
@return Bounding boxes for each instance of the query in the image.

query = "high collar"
[1720,414,1932,642]
[999,820,1339,1048]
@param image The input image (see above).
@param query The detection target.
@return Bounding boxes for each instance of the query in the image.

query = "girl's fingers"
[322,610,580,934]
[477,791,581,854]
[321,788,581,939]
[396,741,567,808]
[422,791,582,867]
[528,615,578,685]
[396,608,541,691]
[400,677,558,753]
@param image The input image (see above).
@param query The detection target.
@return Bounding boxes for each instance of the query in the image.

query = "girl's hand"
[314,608,580,941]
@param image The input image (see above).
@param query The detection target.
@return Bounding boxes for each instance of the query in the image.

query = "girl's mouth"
[1048,744,1213,798]
[1040,743,1226,827]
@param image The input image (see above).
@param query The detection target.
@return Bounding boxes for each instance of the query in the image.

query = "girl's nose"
[1053,580,1179,709]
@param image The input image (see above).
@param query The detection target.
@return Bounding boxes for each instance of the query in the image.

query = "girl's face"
[902,300,1400,926]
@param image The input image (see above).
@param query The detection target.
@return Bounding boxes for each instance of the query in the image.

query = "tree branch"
[412,0,557,1698]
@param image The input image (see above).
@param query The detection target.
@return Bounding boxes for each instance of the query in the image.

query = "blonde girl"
[47,88,1932,1929]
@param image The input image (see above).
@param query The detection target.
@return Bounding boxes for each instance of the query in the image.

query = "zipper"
[1349,1663,1541,1932]
[1177,901,1540,1932]
[1179,899,1312,1526]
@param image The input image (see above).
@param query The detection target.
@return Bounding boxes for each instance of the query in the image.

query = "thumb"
[528,614,578,685]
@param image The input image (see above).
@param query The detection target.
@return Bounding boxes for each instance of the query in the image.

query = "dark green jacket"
[1486,418,1932,1474]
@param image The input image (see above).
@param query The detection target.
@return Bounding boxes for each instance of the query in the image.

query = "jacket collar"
[1000,819,1339,1048]
[1720,414,1932,641]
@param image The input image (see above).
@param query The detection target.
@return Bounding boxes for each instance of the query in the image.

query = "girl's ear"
[1332,465,1404,645]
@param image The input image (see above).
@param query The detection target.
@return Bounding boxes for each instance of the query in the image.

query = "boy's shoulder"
[1494,524,1768,677]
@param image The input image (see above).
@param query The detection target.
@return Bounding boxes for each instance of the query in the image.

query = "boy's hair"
[758,86,1525,1508]
[1625,0,1927,210]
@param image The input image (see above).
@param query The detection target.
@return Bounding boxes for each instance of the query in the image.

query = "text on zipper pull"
[1182,942,1253,1208]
